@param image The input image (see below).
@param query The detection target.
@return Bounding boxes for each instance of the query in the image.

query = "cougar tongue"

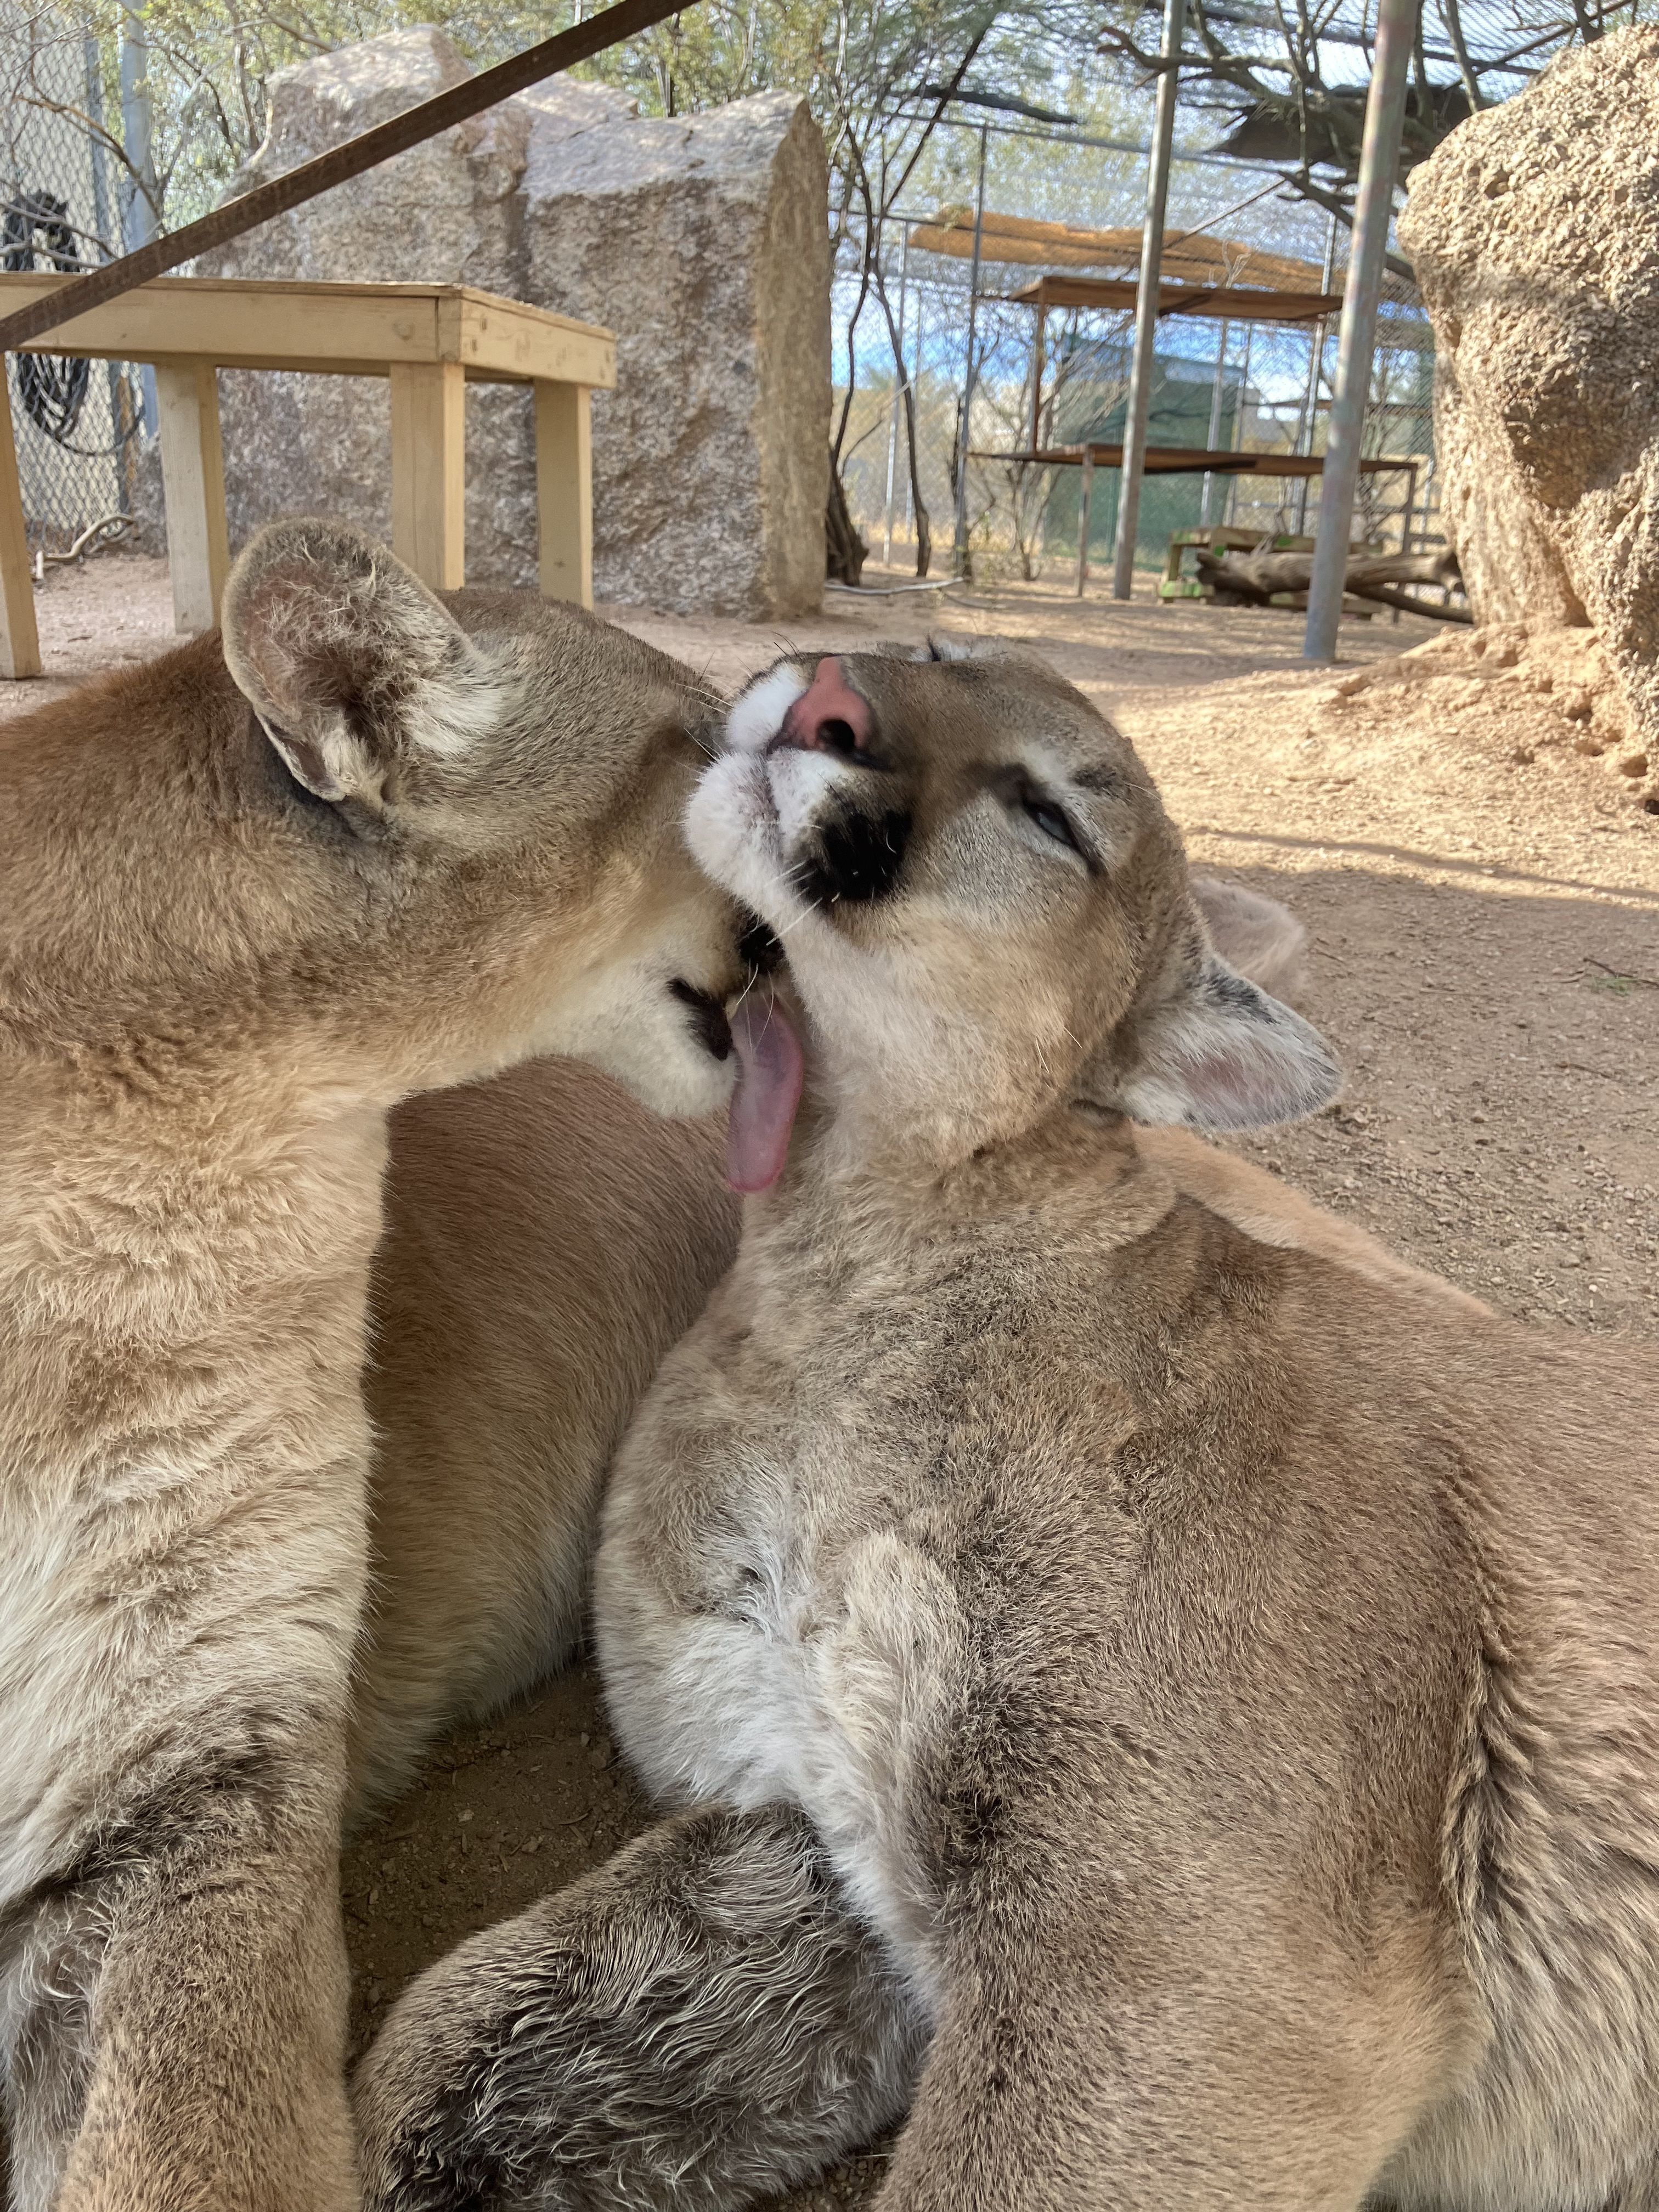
[726,991,804,1193]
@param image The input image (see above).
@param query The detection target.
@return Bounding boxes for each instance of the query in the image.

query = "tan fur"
[359,649,1652,2212]
[0,523,749,2210]
[355,887,1476,1813]
[0,527,1475,2209]
[354,1064,729,1808]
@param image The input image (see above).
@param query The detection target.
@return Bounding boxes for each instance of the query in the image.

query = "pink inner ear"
[781,657,872,754]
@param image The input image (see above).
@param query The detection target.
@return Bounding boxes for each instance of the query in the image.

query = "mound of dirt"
[1323,622,1656,815]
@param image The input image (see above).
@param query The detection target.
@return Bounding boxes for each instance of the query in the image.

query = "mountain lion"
[0,520,747,2211]
[359,646,1651,2212]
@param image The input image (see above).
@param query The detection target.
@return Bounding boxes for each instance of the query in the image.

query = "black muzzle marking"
[798,804,912,908]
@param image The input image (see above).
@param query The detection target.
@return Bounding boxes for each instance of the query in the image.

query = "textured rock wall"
[1398,26,1659,758]
[189,30,829,616]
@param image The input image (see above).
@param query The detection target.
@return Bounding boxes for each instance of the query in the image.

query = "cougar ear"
[1094,904,1340,1132]
[221,519,501,808]
[1188,874,1308,1005]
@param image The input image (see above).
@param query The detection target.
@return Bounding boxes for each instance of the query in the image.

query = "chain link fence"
[834,128,1439,594]
[1,0,150,556]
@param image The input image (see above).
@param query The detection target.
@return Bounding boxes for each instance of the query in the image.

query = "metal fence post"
[119,6,159,435]
[1304,0,1419,662]
[1295,210,1339,535]
[952,123,989,579]
[1075,446,1095,597]
[83,30,132,478]
[1199,316,1228,528]
[882,225,909,569]
[1110,0,1185,600]
[1223,321,1252,528]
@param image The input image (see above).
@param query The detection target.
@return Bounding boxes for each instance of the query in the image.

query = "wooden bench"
[0,276,617,679]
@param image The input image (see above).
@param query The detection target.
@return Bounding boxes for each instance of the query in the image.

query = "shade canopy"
[908,206,1330,295]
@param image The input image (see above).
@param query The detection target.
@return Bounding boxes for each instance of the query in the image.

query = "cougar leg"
[871,1922,1464,2212]
[354,1803,925,2212]
[3,1741,357,2212]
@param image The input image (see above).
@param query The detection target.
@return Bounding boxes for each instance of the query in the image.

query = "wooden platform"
[909,207,1329,296]
[0,276,617,678]
[1007,273,1344,325]
[971,444,1416,478]
[969,449,1420,601]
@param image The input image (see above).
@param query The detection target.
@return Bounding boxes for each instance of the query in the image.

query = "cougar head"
[687,645,1339,1183]
[183,519,747,1114]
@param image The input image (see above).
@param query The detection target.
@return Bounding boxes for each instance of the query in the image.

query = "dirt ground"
[12,554,1656,2205]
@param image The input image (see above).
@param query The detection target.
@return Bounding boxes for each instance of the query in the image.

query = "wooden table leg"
[390,362,465,592]
[155,360,231,636]
[534,381,592,610]
[0,364,42,679]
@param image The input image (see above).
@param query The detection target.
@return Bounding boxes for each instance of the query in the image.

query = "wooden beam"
[1008,273,1345,325]
[970,443,1419,479]
[0,370,41,679]
[155,360,231,636]
[534,381,592,610]
[390,360,465,592]
[450,292,616,390]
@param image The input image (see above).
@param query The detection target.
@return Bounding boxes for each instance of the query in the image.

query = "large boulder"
[1398,27,1659,768]
[524,95,830,618]
[192,30,829,616]
[201,29,544,586]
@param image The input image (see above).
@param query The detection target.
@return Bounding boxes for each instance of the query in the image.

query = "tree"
[1086,0,1654,244]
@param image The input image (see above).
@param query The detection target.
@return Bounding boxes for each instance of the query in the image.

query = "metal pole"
[952,124,989,579]
[118,5,159,435]
[1295,210,1339,537]
[1304,0,1419,662]
[1110,0,1186,600]
[883,225,908,568]
[83,31,130,467]
[1199,316,1228,528]
[1075,447,1095,597]
[1223,320,1252,528]
[905,275,921,541]
[118,9,157,256]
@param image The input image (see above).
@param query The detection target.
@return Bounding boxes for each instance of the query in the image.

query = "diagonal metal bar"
[0,0,695,357]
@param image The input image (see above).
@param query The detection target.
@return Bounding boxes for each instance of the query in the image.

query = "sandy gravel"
[9,554,1655,2207]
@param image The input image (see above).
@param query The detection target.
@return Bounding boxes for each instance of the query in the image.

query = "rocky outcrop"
[1398,26,1659,768]
[191,29,829,616]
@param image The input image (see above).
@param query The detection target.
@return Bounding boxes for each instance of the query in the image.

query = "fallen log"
[1346,580,1473,623]
[1197,544,1471,622]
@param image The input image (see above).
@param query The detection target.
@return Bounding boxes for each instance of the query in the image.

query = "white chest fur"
[595,1410,962,2000]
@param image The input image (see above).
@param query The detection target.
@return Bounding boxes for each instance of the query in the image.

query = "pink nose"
[778,656,873,760]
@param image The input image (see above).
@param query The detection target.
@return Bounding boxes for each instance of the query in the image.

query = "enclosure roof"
[910,207,1327,293]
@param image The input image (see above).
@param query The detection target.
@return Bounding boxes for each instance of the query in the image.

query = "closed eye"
[992,769,1096,871]
[1025,795,1079,851]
